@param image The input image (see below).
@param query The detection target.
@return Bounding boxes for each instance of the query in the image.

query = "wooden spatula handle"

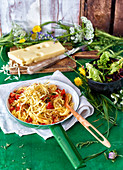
[66,104,111,148]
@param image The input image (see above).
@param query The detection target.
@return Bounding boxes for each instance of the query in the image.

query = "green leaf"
[86,63,103,82]
[100,94,117,108]
[0,46,4,61]
[76,140,98,148]
[84,149,107,162]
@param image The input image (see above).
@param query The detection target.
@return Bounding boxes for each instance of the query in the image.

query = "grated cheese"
[0,62,20,81]
[4,76,11,81]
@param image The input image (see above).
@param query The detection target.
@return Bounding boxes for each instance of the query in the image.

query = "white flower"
[120,89,123,93]
[88,39,93,44]
[86,24,94,35]
[86,20,93,27]
[71,36,75,40]
[86,26,94,33]
[74,34,81,42]
[81,16,88,23]
[12,22,26,37]
[114,99,117,104]
[115,94,120,98]
[69,16,94,44]
[85,33,94,40]
[74,23,82,32]
[111,94,115,99]
[74,38,78,43]
[69,27,75,34]
[74,31,84,43]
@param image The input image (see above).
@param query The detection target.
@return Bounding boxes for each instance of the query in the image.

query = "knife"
[27,45,86,74]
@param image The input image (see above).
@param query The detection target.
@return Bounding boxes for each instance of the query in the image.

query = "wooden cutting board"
[9,56,76,74]
[9,47,98,74]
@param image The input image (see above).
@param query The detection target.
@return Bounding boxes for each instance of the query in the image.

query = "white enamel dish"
[6,79,79,129]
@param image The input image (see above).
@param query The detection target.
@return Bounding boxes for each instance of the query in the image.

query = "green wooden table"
[0,50,123,170]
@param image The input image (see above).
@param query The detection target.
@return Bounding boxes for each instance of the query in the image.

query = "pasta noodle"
[8,82,74,125]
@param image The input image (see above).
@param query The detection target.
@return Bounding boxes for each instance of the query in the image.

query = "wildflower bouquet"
[40,16,94,46]
[0,16,94,51]
[0,23,56,51]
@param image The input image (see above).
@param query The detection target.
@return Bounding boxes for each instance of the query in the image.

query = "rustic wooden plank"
[1,0,40,34]
[74,50,99,59]
[9,56,76,74]
[61,0,80,23]
[84,0,112,32]
[79,0,85,25]
[0,0,81,34]
[39,0,80,35]
[113,0,123,36]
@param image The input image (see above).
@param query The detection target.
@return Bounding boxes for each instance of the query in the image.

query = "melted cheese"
[8,41,65,66]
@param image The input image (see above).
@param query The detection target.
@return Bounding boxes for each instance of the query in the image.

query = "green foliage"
[88,29,123,58]
[86,63,103,82]
[97,51,110,67]
[109,58,123,74]
[86,51,123,83]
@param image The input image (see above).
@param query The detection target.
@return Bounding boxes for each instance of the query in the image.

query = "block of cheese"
[8,41,65,66]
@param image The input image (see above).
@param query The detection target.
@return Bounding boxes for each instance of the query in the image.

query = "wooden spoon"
[65,94,111,148]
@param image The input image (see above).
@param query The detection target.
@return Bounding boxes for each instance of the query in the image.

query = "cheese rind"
[8,41,65,65]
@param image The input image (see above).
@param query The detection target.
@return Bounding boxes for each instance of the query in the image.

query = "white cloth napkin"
[0,70,94,140]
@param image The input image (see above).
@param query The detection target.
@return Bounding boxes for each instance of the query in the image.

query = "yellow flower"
[31,33,37,40]
[78,67,86,76]
[74,77,82,86]
[32,25,41,33]
[19,38,26,43]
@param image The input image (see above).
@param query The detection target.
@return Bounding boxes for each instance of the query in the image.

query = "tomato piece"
[10,106,15,112]
[16,106,20,111]
[26,117,32,123]
[41,95,47,101]
[61,89,65,96]
[62,96,65,100]
[18,89,24,94]
[51,94,59,99]
[41,123,46,125]
[55,88,62,93]
[52,115,55,123]
[8,98,15,104]
[45,97,50,103]
[28,117,32,122]
[46,102,54,109]
[55,90,59,93]
[41,96,45,100]
[15,94,20,100]
[53,116,59,123]
[10,93,15,98]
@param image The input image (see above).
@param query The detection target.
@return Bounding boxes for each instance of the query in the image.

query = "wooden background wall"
[0,0,123,36]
